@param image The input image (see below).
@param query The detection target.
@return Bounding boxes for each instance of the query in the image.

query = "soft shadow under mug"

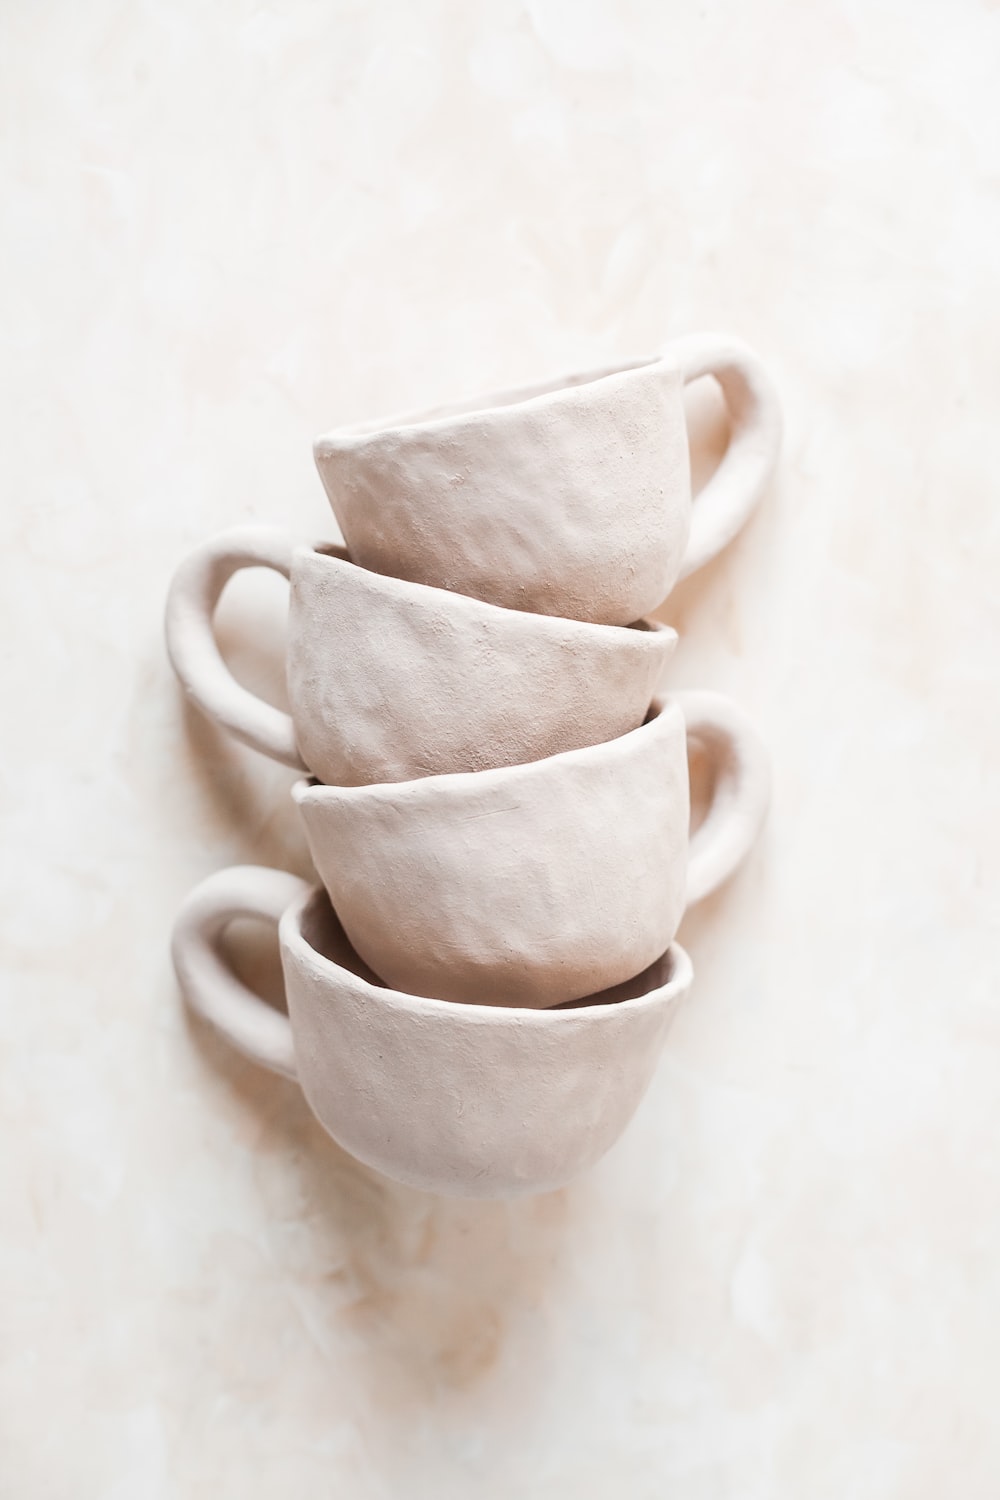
[294,691,770,1010]
[313,333,781,625]
[164,527,676,784]
[171,865,693,1199]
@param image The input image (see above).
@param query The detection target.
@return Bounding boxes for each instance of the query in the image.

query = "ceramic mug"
[164,527,677,784]
[313,334,781,626]
[171,865,693,1198]
[294,691,769,1010]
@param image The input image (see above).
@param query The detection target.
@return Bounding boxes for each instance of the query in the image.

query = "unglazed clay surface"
[313,336,780,624]
[295,693,769,1009]
[171,866,694,1198]
[8,3,1000,1493]
[165,526,676,784]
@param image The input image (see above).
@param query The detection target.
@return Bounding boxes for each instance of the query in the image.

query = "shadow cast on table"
[174,646,582,1403]
[181,979,582,1408]
[178,698,313,877]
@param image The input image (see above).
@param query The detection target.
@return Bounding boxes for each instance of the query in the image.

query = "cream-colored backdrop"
[2,1,998,1495]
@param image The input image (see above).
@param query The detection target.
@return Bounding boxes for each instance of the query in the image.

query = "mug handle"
[171,864,308,1079]
[671,690,772,906]
[664,334,782,582]
[165,526,308,770]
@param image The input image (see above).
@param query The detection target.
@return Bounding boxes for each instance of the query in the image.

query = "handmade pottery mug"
[313,333,781,625]
[164,526,677,784]
[171,865,693,1198]
[294,691,769,1010]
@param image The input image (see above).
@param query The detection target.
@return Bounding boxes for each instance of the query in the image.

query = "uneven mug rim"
[313,352,669,452]
[292,693,684,806]
[294,539,677,648]
[279,882,694,1024]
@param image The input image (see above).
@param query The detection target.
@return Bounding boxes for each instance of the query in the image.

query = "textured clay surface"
[170,865,693,1198]
[165,528,677,784]
[295,690,768,1009]
[297,700,690,1008]
[313,338,780,624]
[287,544,675,784]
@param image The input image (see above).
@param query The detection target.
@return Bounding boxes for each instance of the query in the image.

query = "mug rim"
[279,882,694,1023]
[292,693,682,806]
[313,352,672,453]
[292,540,678,648]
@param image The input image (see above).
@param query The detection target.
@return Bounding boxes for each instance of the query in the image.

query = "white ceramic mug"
[164,527,676,784]
[294,691,770,1010]
[313,334,781,625]
[171,865,693,1198]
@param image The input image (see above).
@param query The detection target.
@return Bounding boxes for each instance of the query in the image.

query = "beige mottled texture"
[314,336,780,624]
[295,694,769,1008]
[164,527,676,784]
[4,0,1000,1495]
[171,866,693,1197]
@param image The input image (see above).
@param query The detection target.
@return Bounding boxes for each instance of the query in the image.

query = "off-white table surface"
[2,2,998,1495]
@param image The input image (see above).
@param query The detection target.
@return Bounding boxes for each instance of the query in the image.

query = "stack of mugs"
[168,334,780,1198]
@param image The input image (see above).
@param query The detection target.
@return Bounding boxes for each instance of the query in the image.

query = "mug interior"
[297,888,386,988]
[552,944,680,1009]
[312,541,349,563]
[302,542,672,641]
[293,886,684,1014]
[294,694,677,808]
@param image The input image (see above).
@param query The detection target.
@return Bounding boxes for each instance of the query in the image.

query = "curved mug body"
[313,333,782,624]
[294,691,770,1010]
[164,527,676,783]
[171,866,694,1199]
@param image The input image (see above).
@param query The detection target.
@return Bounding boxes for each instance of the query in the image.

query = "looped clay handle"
[664,333,782,582]
[165,526,307,770]
[671,689,771,906]
[171,865,307,1078]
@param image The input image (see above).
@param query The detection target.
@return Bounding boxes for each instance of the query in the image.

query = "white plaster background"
[1,0,998,1494]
